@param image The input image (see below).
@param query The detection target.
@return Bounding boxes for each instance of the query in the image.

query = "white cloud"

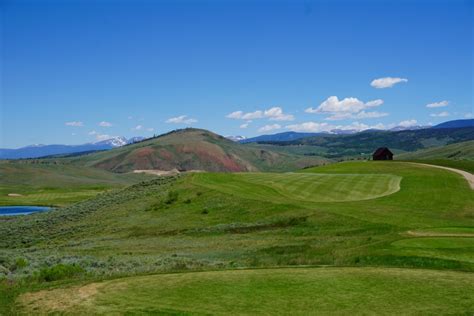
[285,122,332,132]
[226,107,294,121]
[165,115,197,124]
[226,111,245,119]
[426,100,449,108]
[88,130,97,135]
[264,107,295,121]
[285,121,386,133]
[326,111,388,121]
[370,77,408,89]
[133,125,143,130]
[99,121,113,127]
[147,127,154,132]
[398,119,418,128]
[95,133,112,141]
[464,113,473,118]
[240,121,251,129]
[65,121,83,127]
[305,96,384,114]
[430,111,450,117]
[258,124,281,132]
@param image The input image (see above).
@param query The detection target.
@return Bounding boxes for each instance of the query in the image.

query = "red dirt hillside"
[74,129,325,173]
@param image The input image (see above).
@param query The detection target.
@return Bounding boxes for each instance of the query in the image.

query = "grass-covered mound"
[17,267,474,315]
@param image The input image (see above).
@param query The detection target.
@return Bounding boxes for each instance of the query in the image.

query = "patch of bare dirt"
[18,282,103,314]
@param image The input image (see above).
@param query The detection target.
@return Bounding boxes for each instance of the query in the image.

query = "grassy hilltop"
[70,128,328,173]
[1,161,473,314]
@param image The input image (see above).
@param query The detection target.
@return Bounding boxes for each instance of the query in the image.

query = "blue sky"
[1,0,473,148]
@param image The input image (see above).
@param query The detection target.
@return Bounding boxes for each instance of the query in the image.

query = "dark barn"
[372,147,393,160]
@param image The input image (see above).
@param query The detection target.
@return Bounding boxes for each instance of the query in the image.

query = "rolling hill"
[257,127,474,158]
[71,128,327,173]
[396,140,474,160]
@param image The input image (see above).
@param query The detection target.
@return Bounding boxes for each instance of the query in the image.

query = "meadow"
[1,161,473,314]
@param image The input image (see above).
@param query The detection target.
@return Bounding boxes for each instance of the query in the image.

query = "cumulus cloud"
[133,125,143,130]
[99,121,113,127]
[285,122,331,132]
[65,121,83,127]
[88,130,114,141]
[430,111,450,117]
[370,77,408,89]
[285,121,385,133]
[226,107,294,121]
[264,107,295,121]
[398,119,418,128]
[426,100,449,108]
[326,111,388,121]
[95,133,112,141]
[258,124,281,132]
[305,96,384,117]
[165,115,197,124]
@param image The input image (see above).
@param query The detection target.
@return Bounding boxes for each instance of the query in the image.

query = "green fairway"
[17,267,474,315]
[192,172,401,202]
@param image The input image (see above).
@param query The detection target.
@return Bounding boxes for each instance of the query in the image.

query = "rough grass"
[17,267,474,315]
[1,161,473,313]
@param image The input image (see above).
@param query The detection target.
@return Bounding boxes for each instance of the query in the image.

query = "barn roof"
[373,147,393,156]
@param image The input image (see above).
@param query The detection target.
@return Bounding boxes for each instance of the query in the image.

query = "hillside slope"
[396,140,474,160]
[258,127,474,158]
[72,129,327,173]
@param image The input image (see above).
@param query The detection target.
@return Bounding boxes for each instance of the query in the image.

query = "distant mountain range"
[2,119,472,159]
[238,119,473,143]
[240,132,325,144]
[0,136,145,159]
[432,119,473,129]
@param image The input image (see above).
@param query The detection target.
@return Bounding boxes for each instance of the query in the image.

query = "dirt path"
[408,162,474,190]
[405,230,474,237]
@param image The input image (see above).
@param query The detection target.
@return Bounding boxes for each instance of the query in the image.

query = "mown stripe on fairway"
[192,173,401,202]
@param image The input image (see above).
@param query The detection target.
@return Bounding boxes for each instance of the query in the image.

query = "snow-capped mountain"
[226,135,247,142]
[127,136,146,144]
[0,136,144,159]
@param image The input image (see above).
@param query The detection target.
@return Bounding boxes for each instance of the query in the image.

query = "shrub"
[37,263,84,282]
[14,258,28,270]
[165,191,179,205]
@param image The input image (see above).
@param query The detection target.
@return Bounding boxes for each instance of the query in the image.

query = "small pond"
[0,206,51,216]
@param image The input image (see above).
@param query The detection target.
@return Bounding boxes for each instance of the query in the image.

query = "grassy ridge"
[17,267,474,315]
